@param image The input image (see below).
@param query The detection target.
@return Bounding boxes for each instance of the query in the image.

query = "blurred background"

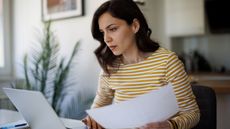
[0,0,230,129]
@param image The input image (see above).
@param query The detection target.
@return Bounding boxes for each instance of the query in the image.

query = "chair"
[191,85,217,129]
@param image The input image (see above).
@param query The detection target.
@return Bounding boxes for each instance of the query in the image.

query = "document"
[86,83,179,129]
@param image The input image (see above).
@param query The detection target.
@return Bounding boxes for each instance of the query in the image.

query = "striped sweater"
[92,47,200,129]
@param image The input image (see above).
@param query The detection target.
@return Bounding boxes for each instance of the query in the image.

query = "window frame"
[0,0,13,80]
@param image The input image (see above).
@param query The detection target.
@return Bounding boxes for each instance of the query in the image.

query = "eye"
[109,27,118,32]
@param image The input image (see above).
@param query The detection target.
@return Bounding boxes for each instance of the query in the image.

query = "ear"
[132,18,140,33]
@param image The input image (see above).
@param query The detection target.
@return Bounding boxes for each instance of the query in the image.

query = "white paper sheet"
[86,83,179,129]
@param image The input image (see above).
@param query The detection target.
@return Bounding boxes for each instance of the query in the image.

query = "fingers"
[82,116,91,128]
[91,117,97,129]
[97,123,103,129]
[87,116,92,128]
[82,116,104,129]
[137,121,171,129]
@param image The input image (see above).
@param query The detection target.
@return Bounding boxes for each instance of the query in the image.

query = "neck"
[122,50,146,64]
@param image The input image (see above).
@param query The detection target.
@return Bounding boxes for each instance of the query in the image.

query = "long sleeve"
[91,71,115,108]
[166,53,200,129]
[91,48,200,129]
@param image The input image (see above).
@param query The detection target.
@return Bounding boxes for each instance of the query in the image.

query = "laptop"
[3,88,86,129]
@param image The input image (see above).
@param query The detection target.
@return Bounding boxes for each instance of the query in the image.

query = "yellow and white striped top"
[92,47,200,129]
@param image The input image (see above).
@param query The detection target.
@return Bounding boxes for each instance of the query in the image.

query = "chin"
[112,51,122,56]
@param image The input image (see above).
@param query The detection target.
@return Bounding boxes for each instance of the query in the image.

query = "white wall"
[12,0,108,118]
[139,0,170,49]
[12,0,109,95]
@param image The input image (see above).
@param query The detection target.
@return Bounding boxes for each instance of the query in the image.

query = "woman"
[83,0,200,129]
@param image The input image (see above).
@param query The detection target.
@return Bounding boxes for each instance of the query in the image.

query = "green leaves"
[23,21,79,115]
[52,43,79,113]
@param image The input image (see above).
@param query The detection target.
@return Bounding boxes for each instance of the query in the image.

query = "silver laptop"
[3,88,86,129]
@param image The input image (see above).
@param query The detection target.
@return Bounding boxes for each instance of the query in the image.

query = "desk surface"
[0,109,85,129]
[190,73,230,94]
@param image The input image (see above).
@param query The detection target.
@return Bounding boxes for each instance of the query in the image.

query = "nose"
[104,32,112,43]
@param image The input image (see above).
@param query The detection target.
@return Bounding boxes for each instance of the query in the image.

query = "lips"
[109,45,117,51]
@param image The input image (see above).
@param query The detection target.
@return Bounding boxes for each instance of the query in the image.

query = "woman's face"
[98,12,138,56]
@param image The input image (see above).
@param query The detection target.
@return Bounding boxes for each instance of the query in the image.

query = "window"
[0,0,12,79]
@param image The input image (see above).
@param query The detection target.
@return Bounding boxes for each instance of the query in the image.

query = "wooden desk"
[190,73,230,94]
[194,80,230,93]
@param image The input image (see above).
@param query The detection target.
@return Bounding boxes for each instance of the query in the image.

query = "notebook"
[3,88,86,129]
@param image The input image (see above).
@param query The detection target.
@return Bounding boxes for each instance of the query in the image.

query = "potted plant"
[22,21,79,115]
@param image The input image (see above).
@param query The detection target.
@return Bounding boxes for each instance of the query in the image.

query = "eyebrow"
[99,24,116,32]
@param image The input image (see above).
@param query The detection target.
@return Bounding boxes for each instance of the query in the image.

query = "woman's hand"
[136,121,172,129]
[82,115,104,129]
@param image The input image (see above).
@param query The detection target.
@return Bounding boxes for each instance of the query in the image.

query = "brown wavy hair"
[91,0,160,75]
